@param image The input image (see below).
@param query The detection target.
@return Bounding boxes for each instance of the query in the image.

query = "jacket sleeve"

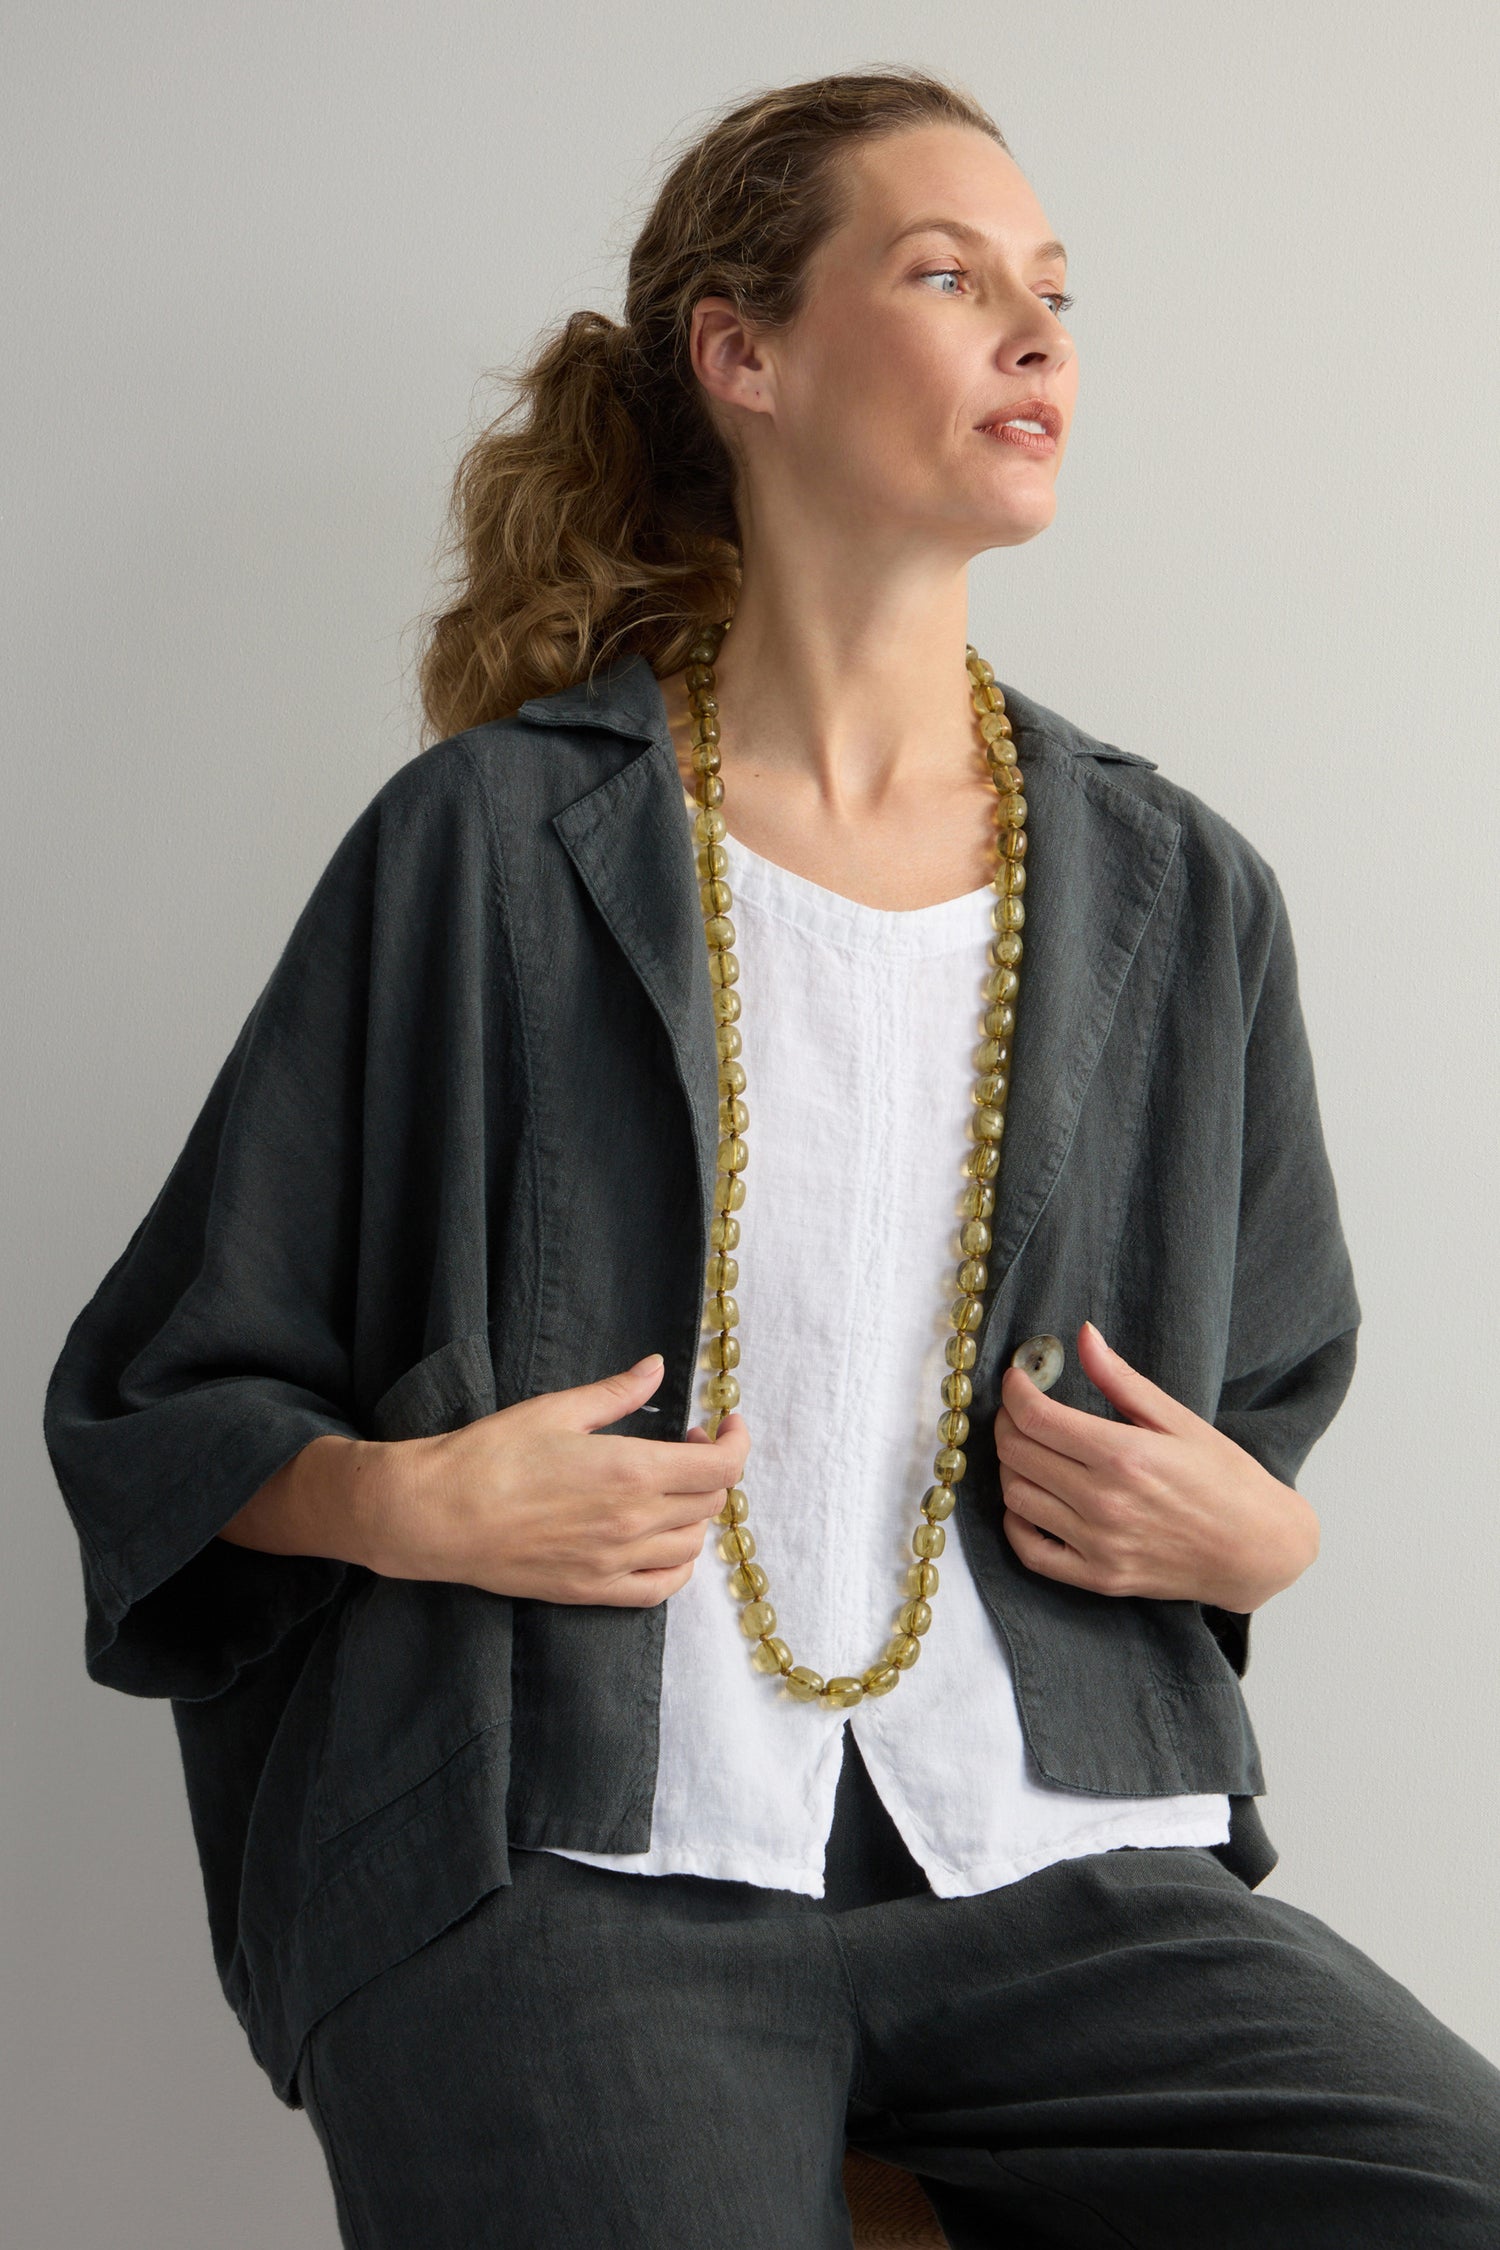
[1202,864,1362,1678]
[42,797,385,1702]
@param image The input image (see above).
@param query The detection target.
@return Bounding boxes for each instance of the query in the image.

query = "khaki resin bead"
[688,628,1027,1705]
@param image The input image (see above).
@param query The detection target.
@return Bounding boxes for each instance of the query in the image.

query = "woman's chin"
[967,490,1058,550]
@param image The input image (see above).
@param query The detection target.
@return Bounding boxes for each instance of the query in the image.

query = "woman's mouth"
[979,417,1058,455]
[977,399,1062,455]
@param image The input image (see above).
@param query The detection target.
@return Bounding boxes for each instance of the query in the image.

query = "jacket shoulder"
[1004,679,1283,939]
[367,730,495,823]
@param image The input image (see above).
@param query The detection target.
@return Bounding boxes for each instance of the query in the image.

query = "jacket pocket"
[311,1575,513,1843]
[368,1333,499,1442]
[311,1336,511,1844]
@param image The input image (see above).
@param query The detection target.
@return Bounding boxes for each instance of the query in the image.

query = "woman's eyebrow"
[884,216,1068,267]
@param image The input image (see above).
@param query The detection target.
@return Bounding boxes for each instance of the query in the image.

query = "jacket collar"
[527,655,1179,1397]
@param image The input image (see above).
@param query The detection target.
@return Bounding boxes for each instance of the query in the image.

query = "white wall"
[5,2,1497,2240]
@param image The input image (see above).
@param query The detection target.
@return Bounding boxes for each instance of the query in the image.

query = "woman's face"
[706,123,1078,561]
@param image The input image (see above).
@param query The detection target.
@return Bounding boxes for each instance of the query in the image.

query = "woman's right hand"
[371,1354,751,1606]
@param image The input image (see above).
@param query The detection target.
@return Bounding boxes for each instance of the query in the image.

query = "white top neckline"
[680,785,995,956]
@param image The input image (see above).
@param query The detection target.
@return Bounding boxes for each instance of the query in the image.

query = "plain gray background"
[6,2,1497,2242]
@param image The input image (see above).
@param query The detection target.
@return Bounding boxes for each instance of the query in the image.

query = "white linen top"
[542,788,1230,1898]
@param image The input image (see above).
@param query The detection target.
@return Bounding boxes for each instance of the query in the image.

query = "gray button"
[1010,1333,1065,1391]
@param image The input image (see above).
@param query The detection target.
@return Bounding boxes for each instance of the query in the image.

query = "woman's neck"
[662,551,1005,913]
[708,556,979,818]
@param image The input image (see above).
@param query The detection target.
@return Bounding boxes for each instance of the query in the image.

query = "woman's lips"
[979,419,1058,455]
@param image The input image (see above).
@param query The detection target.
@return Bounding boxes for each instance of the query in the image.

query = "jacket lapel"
[535,664,727,1232]
[531,660,1182,1395]
[964,700,1182,1395]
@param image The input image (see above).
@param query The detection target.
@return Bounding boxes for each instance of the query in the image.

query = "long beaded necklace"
[683,619,1028,1711]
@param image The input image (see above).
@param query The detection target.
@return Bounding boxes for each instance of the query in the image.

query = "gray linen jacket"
[43,655,1361,2106]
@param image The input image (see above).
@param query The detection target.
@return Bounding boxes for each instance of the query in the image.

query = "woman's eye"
[918,269,1075,319]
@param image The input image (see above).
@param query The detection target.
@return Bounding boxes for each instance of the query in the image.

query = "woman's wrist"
[218,1431,438,1578]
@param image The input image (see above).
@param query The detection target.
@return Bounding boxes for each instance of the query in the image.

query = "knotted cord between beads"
[684,622,1028,1710]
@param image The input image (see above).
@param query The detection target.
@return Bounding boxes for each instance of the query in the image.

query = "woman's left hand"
[993,1320,1320,1612]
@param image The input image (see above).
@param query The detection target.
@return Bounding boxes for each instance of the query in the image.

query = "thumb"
[562,1352,667,1432]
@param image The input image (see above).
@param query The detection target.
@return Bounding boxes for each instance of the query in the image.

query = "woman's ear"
[689,295,776,422]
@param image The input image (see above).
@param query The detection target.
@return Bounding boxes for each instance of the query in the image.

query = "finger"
[1076,1319,1191,1436]
[611,1557,701,1608]
[994,1422,1099,1524]
[609,1412,751,1496]
[999,1363,1132,1470]
[1002,1506,1096,1587]
[616,1518,713,1577]
[555,1353,671,1433]
[1000,1470,1092,1550]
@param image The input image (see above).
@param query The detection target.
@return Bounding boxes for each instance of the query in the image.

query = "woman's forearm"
[217,1433,413,1574]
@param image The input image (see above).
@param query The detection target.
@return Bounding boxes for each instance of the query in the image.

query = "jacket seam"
[1096,838,1187,1368]
[456,735,545,1402]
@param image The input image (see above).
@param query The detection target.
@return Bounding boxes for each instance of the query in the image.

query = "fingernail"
[1085,1320,1108,1350]
[639,1352,664,1370]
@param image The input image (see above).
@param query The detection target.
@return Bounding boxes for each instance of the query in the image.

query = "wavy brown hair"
[416,68,1006,742]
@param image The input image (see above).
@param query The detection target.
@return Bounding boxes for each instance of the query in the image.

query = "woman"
[44,66,1500,2247]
